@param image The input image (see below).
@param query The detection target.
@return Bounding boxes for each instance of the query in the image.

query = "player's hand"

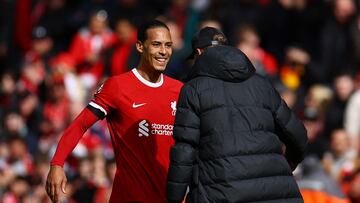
[45,165,67,203]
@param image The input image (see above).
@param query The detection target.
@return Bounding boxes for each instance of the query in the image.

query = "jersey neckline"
[132,68,164,88]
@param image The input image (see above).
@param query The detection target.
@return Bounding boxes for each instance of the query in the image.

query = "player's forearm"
[50,107,99,166]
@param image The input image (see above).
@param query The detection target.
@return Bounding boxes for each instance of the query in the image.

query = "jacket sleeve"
[271,87,308,166]
[167,84,201,202]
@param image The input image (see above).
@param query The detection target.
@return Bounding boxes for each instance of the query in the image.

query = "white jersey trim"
[132,68,163,88]
[89,102,107,116]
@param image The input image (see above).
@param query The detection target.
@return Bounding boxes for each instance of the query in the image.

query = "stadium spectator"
[324,72,356,138]
[298,156,350,203]
[302,84,333,158]
[103,18,137,76]
[68,9,116,89]
[235,24,278,80]
[323,129,357,184]
[316,0,357,83]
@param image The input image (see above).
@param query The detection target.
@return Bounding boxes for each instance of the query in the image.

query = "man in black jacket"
[167,27,308,203]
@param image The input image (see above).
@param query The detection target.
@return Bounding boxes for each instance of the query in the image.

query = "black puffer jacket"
[167,46,308,203]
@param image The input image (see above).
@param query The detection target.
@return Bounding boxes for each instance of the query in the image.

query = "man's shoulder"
[243,73,273,87]
[107,70,134,81]
[98,71,135,92]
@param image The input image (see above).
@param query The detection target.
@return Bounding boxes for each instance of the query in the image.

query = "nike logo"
[132,103,146,108]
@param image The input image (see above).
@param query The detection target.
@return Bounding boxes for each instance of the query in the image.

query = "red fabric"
[110,33,137,75]
[90,69,182,203]
[2,193,18,203]
[18,78,39,95]
[93,186,111,203]
[257,0,272,6]
[18,51,46,95]
[339,167,357,195]
[43,97,70,131]
[14,0,32,52]
[68,29,116,79]
[24,153,34,175]
[50,52,76,69]
[80,132,102,150]
[258,49,278,76]
[51,108,99,166]
[14,0,46,53]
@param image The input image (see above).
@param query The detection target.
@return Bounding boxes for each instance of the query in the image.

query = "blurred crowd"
[1,0,360,202]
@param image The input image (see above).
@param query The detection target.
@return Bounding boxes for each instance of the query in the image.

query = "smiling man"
[46,20,183,203]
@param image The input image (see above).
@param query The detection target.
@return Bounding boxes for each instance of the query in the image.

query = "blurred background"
[1,0,360,202]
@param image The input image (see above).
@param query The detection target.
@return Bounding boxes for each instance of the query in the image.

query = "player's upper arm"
[88,77,119,119]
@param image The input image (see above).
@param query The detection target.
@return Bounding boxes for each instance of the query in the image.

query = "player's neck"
[136,66,162,83]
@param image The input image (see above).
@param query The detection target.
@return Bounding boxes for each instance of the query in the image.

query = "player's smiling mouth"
[155,57,167,63]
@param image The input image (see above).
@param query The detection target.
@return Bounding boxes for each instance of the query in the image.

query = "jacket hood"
[187,45,256,82]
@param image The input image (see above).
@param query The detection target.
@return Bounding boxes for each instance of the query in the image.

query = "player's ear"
[136,40,144,54]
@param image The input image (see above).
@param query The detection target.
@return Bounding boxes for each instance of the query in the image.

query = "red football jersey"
[89,68,182,203]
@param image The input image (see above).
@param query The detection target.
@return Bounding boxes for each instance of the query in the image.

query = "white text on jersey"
[138,120,173,137]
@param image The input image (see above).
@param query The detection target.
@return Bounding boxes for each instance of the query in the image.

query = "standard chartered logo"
[138,120,173,137]
[151,123,173,136]
[138,120,149,137]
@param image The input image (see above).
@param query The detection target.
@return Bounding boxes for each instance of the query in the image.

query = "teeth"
[156,58,166,62]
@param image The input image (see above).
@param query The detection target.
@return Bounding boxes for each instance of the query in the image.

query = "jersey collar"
[132,68,164,88]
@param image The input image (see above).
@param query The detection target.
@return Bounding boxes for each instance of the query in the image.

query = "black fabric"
[86,104,105,120]
[187,27,227,59]
[167,45,308,203]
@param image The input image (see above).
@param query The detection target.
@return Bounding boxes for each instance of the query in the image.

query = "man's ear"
[136,40,143,53]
